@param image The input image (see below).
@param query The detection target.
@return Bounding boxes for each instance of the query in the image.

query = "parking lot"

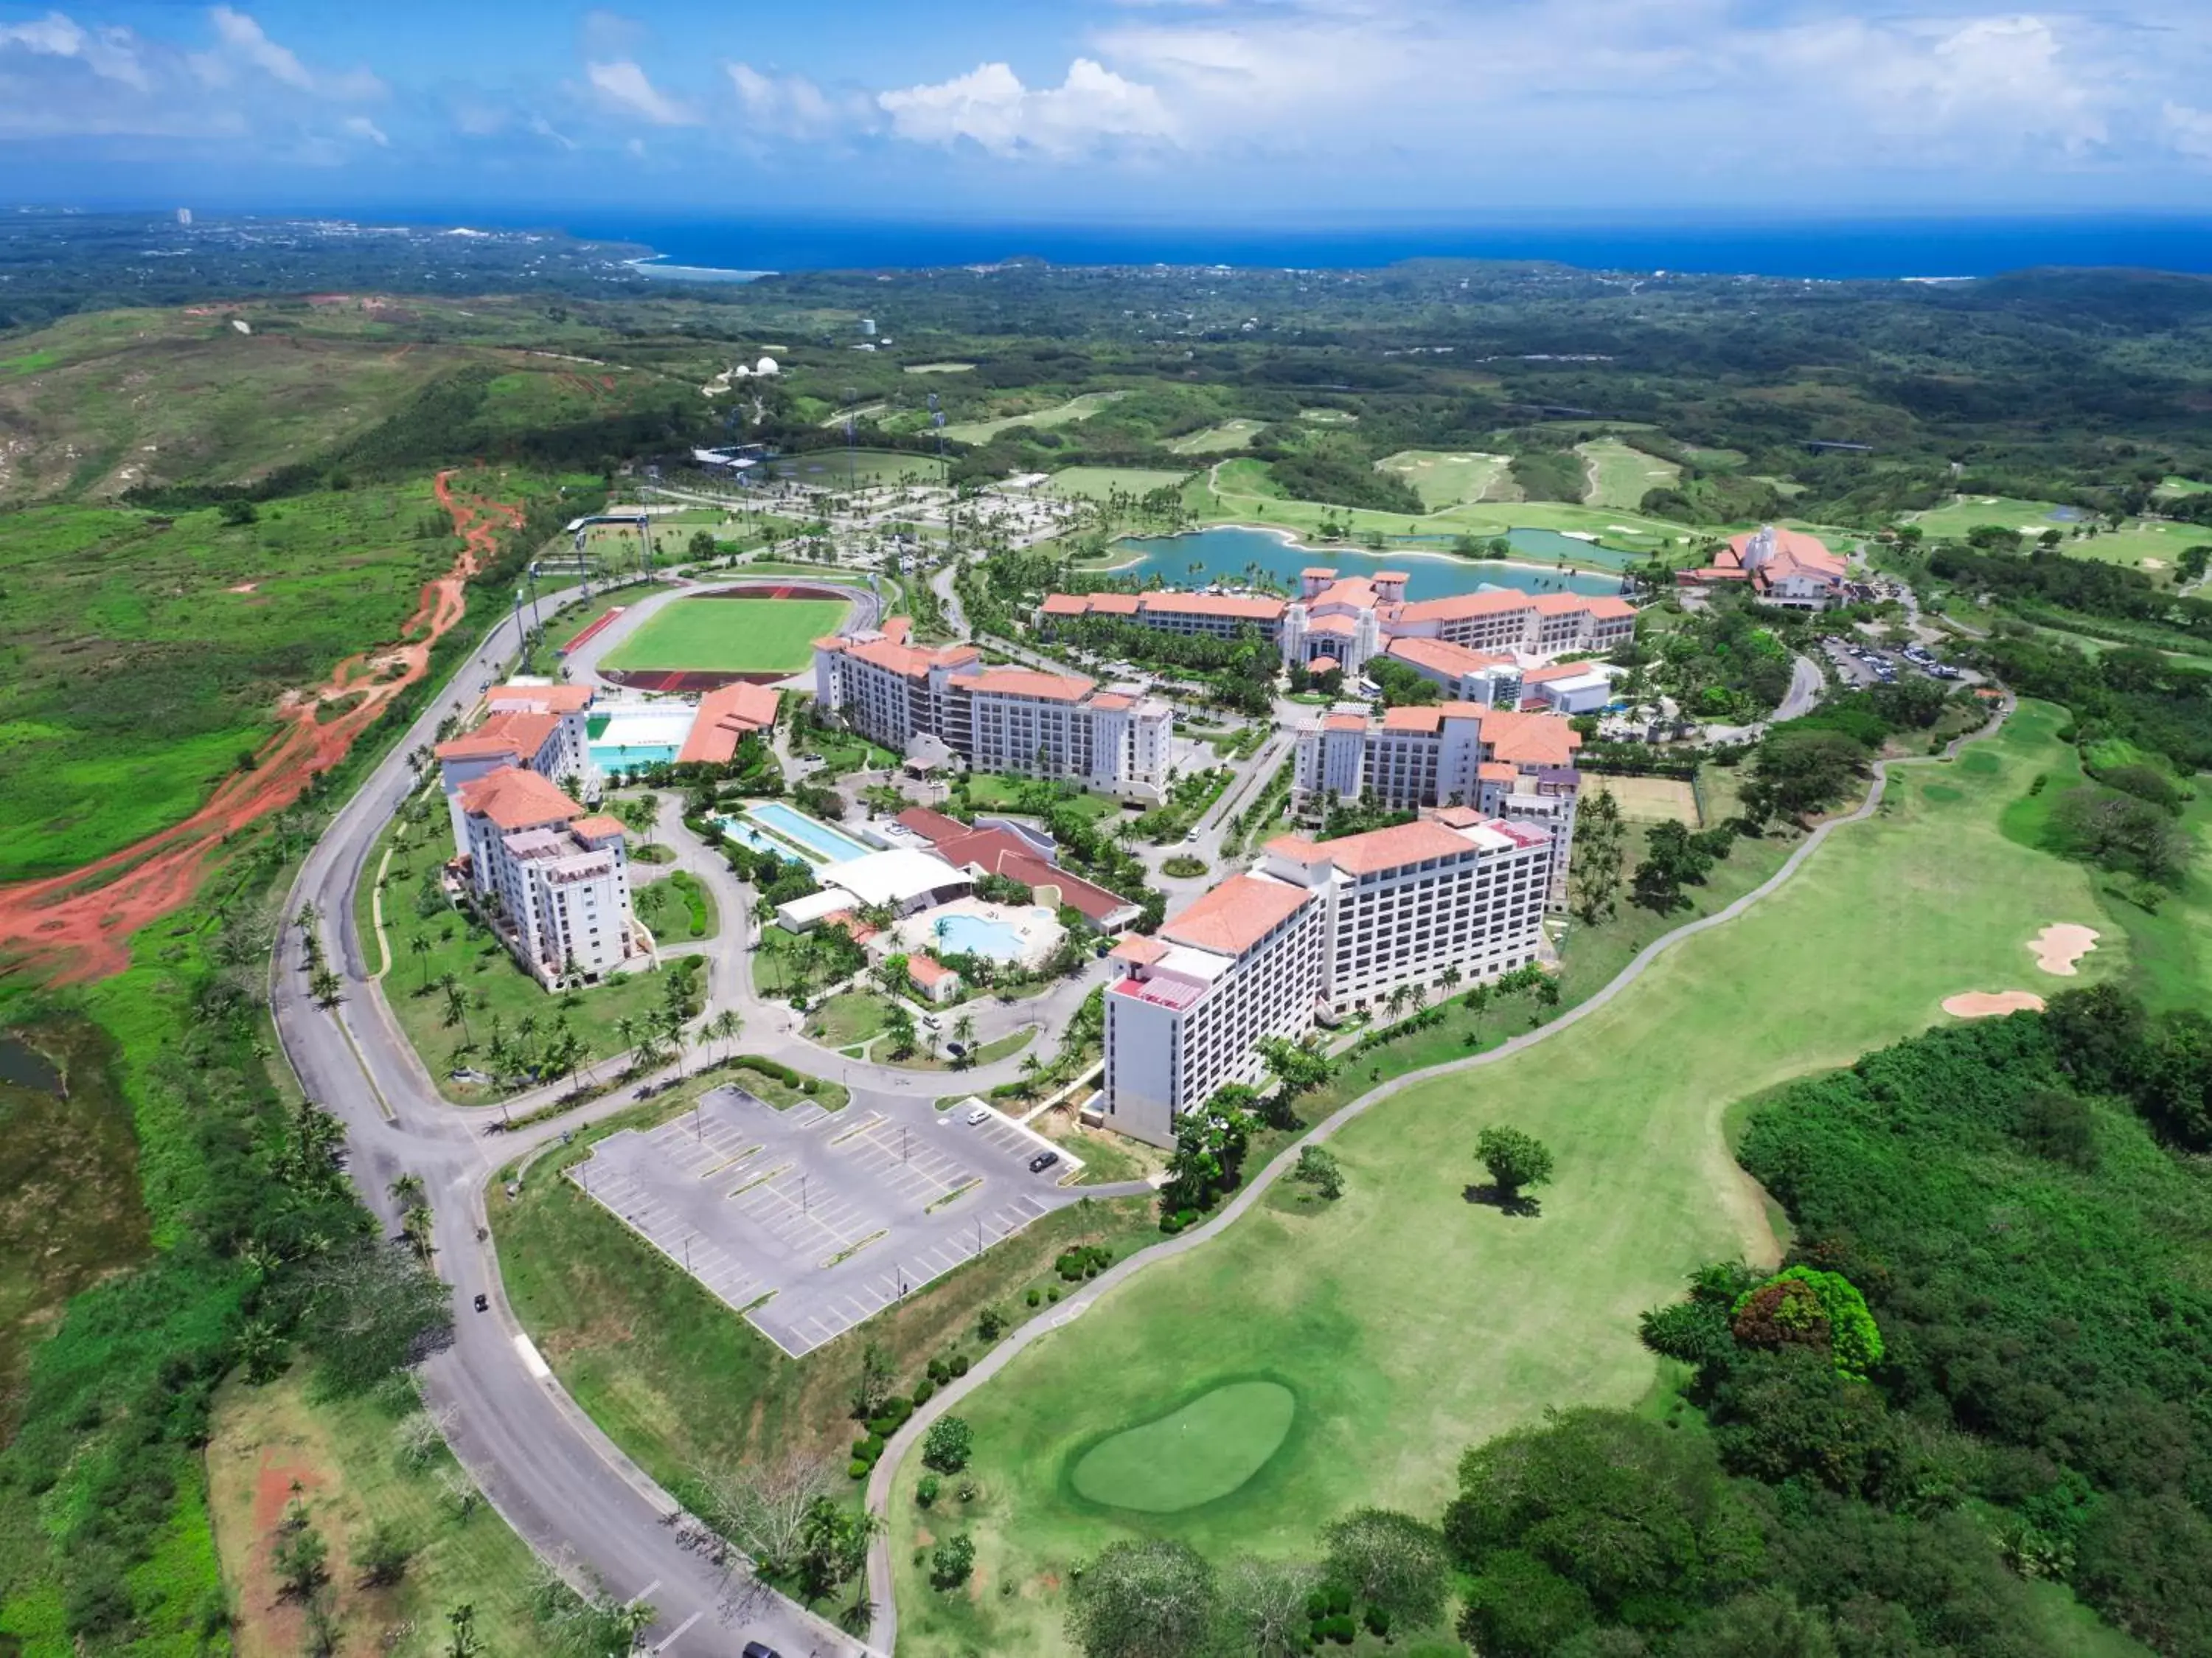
[570,1087,1081,1356]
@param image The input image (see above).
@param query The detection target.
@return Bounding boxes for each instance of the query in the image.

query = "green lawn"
[956,774,1125,822]
[633,867,718,943]
[524,579,676,675]
[1041,466,1197,501]
[889,702,2126,1656]
[1166,420,1267,455]
[601,595,850,673]
[1577,436,1683,510]
[0,485,461,881]
[942,392,1126,445]
[806,991,889,1048]
[206,1368,549,1658]
[760,448,947,490]
[1904,495,2204,580]
[1372,449,1513,509]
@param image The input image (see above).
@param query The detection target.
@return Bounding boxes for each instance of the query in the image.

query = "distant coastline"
[624,255,773,285]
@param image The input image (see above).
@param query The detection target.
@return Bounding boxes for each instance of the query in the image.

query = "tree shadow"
[1463,1183,1543,1218]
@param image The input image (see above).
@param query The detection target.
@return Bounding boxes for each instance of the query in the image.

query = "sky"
[6,0,2212,223]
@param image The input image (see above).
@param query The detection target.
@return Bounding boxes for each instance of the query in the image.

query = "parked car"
[742,1643,782,1658]
[472,1293,488,1313]
[966,1105,991,1125]
[1028,1150,1060,1174]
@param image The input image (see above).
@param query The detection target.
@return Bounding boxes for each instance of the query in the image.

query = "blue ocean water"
[545,214,2212,280]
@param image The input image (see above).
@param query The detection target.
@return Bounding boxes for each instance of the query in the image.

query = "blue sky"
[5,1,2212,221]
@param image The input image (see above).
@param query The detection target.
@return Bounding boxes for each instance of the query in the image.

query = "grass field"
[633,867,718,943]
[889,702,2124,1657]
[1167,420,1267,455]
[762,448,947,490]
[942,392,1126,445]
[1041,466,1196,501]
[0,485,462,881]
[903,362,977,375]
[1579,436,1682,510]
[1372,449,1513,509]
[601,595,849,673]
[1904,495,2206,580]
[206,1368,546,1658]
[1586,773,1701,825]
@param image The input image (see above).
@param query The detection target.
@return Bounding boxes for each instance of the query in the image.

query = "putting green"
[1068,1381,1296,1512]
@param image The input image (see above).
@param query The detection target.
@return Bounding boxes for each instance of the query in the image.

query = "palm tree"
[952,1013,977,1050]
[1017,1052,1044,1098]
[409,932,434,993]
[706,1007,742,1064]
[1385,982,1412,1021]
[613,1015,639,1059]
[389,1173,425,1207]
[1438,964,1464,997]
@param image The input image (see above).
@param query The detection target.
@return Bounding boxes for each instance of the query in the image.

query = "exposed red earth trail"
[0,471,520,982]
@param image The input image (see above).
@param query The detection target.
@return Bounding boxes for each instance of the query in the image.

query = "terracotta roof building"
[455,769,639,988]
[677,681,780,765]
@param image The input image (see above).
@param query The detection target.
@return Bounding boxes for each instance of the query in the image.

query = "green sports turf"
[1068,1380,1297,1513]
[600,595,849,673]
[889,701,2130,1657]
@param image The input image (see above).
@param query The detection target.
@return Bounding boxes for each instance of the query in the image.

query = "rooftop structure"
[1680,526,1848,610]
[677,681,780,765]
[454,767,639,987]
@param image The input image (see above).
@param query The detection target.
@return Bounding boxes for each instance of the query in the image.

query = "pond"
[0,1032,63,1095]
[1107,525,1632,600]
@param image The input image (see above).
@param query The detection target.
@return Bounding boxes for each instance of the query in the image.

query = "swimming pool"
[926,912,1028,961]
[592,741,681,769]
[714,814,791,859]
[745,802,874,864]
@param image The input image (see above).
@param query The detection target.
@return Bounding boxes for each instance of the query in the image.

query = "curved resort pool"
[1110,524,1632,599]
[928,912,1026,960]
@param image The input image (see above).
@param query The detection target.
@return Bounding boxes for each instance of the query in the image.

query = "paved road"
[274,591,881,1658]
[1775,652,1826,721]
[860,693,2019,1648]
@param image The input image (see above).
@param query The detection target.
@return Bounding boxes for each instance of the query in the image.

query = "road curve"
[861,696,2016,1648]
[274,583,878,1658]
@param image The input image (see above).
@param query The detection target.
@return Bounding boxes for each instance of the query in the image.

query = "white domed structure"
[754,355,780,376]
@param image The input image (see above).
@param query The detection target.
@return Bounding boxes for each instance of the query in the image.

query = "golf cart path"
[861,694,2017,1647]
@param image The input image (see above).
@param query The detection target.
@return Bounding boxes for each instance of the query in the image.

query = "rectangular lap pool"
[744,802,875,864]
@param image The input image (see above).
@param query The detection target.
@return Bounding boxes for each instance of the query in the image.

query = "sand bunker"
[2029,923,2100,976]
[1944,991,2046,1019]
[2140,558,2168,570]
[228,582,259,594]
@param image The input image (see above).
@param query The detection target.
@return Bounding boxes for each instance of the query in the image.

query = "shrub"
[849,1460,871,1480]
[1160,1213,1184,1235]
[1733,1266,1885,1378]
[917,1474,940,1509]
[922,1415,973,1473]
[1046,1287,1061,1303]
[1364,1604,1391,1636]
[912,1378,936,1405]
[1025,1287,1042,1305]
[930,1533,976,1591]
[950,1353,970,1377]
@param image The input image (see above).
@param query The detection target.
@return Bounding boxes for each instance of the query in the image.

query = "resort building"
[1380,637,1524,706]
[893,807,1143,930]
[813,631,1174,800]
[452,766,641,987]
[1292,703,1583,907]
[1102,812,1557,1147]
[434,682,596,850]
[675,680,780,765]
[1038,569,1635,679]
[1677,526,1848,609]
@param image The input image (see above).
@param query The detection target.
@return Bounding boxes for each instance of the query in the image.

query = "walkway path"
[860,694,2016,1648]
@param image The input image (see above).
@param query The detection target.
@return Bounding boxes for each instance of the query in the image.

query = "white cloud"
[342,114,389,146]
[587,58,697,125]
[726,61,849,140]
[0,11,147,89]
[188,5,383,99]
[877,57,1176,158]
[2165,102,2212,162]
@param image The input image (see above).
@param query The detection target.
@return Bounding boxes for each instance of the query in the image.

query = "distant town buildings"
[813,631,1173,799]
[1103,812,1557,1146]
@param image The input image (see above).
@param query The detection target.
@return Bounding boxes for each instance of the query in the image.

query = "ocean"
[543,213,2212,280]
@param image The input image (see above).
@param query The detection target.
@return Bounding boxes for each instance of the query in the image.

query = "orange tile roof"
[1586,596,1638,620]
[1301,566,1338,577]
[1039,593,1093,616]
[1437,700,1492,720]
[906,953,956,987]
[1433,804,1485,825]
[436,709,561,763]
[1262,833,1326,862]
[880,615,913,644]
[1083,592,1144,614]
[1728,527,1842,576]
[828,635,981,679]
[1373,570,1410,582]
[952,667,1096,702]
[1141,592,1285,621]
[1385,637,1512,676]
[678,681,780,764]
[1531,592,1600,616]
[1321,712,1367,732]
[458,766,583,830]
[1161,875,1313,957]
[1307,615,1359,637]
[570,814,628,841]
[1313,819,1477,875]
[1521,660,1603,684]
[1481,709,1580,768]
[895,805,969,842]
[1380,705,1444,732]
[1310,577,1377,611]
[489,683,594,713]
[1388,589,1537,624]
[1478,760,1520,782]
[1110,934,1168,965]
[1089,693,1135,711]
[1307,655,1340,673]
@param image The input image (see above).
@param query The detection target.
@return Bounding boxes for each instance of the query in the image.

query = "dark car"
[472,1293,488,1313]
[1028,1150,1060,1173]
[742,1643,782,1658]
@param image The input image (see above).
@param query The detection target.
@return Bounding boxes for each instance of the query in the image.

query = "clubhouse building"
[1677,526,1848,609]
[1038,568,1636,680]
[812,630,1174,800]
[1102,813,1556,1146]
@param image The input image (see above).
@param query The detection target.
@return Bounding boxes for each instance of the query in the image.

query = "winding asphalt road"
[275,589,883,1658]
[859,695,2017,1648]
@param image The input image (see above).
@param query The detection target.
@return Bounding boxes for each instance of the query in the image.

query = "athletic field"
[601,593,849,676]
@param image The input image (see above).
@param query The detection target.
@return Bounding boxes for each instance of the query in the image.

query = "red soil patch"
[0,470,520,983]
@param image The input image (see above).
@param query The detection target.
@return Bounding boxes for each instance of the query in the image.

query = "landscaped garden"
[887,701,2129,1656]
